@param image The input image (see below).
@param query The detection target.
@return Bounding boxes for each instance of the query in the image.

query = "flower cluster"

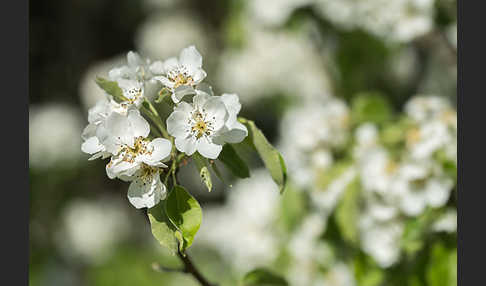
[81,46,248,209]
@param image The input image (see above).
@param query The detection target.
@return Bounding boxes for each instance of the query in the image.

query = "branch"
[177,250,218,286]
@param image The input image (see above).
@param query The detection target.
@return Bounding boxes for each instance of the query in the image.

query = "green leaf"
[219,144,250,179]
[426,243,456,286]
[351,92,393,125]
[95,76,127,103]
[147,203,179,254]
[335,178,361,245]
[165,186,202,253]
[193,153,213,192]
[239,118,287,193]
[242,268,288,286]
[354,253,385,286]
[401,208,441,256]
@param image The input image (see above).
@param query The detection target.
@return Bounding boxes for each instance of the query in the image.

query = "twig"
[177,250,218,286]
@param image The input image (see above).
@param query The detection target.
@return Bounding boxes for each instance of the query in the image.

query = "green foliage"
[219,144,250,178]
[242,268,288,286]
[354,253,385,286]
[147,203,179,255]
[335,178,361,245]
[351,92,394,125]
[165,186,203,253]
[426,243,457,286]
[315,161,352,190]
[193,153,213,192]
[239,118,288,193]
[402,209,441,256]
[95,76,127,103]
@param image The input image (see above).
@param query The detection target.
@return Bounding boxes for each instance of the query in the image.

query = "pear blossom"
[108,51,152,82]
[391,161,453,216]
[152,45,207,103]
[81,97,128,160]
[167,92,247,159]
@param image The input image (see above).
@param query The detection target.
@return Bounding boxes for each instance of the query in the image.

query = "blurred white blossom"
[29,103,84,170]
[315,0,435,42]
[279,97,350,188]
[248,0,313,26]
[136,12,209,61]
[433,208,457,233]
[196,170,280,273]
[217,26,331,104]
[56,197,131,264]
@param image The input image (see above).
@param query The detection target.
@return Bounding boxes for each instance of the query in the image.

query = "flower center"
[125,87,143,104]
[120,137,151,163]
[168,66,193,88]
[190,111,213,139]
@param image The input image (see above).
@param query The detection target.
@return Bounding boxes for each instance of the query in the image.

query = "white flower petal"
[192,68,207,83]
[163,57,179,73]
[193,92,211,110]
[175,136,197,155]
[197,138,223,159]
[167,111,191,138]
[149,61,165,75]
[179,45,203,71]
[218,121,248,144]
[153,75,175,89]
[127,173,166,209]
[128,110,150,139]
[144,138,172,164]
[81,137,104,155]
[203,97,227,131]
[172,85,196,103]
[127,51,143,68]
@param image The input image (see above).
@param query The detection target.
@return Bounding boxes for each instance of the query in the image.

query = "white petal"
[106,159,139,179]
[175,136,197,155]
[400,192,426,216]
[172,85,196,103]
[128,110,150,139]
[218,121,248,144]
[149,61,165,74]
[163,57,179,73]
[192,69,207,83]
[108,66,131,80]
[144,138,172,164]
[104,112,133,147]
[127,51,143,68]
[81,137,104,155]
[179,45,203,70]
[203,97,227,131]
[153,75,175,89]
[197,138,223,159]
[167,111,191,138]
[127,173,166,209]
[426,179,452,207]
[221,93,241,119]
[193,92,211,110]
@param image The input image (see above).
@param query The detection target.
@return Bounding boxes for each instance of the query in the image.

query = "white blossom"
[152,45,207,103]
[315,0,435,43]
[391,161,453,216]
[432,208,457,233]
[217,26,331,104]
[167,92,247,159]
[196,170,280,273]
[30,103,84,170]
[135,12,209,61]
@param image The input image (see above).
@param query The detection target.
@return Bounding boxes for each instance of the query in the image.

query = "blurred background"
[29,0,457,285]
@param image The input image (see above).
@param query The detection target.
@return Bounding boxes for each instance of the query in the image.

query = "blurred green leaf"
[165,186,202,253]
[193,153,213,192]
[239,118,288,193]
[402,208,441,256]
[315,161,352,190]
[242,268,288,286]
[219,144,250,179]
[354,253,385,286]
[426,243,456,286]
[147,203,179,255]
[335,179,361,245]
[351,93,393,125]
[95,76,127,103]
